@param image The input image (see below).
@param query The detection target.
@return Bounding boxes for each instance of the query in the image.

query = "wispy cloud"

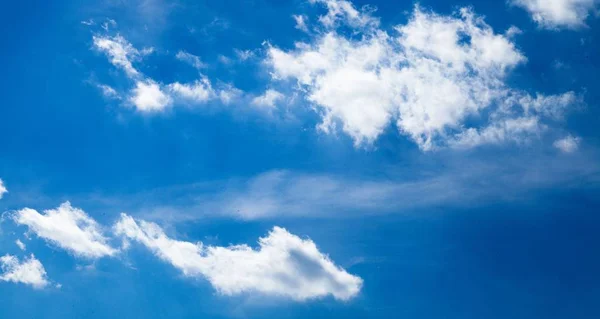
[52,150,598,223]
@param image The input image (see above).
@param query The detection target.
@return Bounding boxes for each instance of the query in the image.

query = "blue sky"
[0,0,599,318]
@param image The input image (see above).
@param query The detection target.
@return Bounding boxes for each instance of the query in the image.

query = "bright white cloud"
[252,89,285,108]
[511,0,598,29]
[266,3,579,150]
[168,79,215,103]
[0,179,7,199]
[12,202,117,259]
[0,254,49,289]
[554,135,581,152]
[176,51,206,69]
[93,35,141,78]
[114,214,362,301]
[15,240,26,251]
[130,80,173,112]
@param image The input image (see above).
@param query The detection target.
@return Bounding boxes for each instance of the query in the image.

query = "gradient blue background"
[0,0,599,318]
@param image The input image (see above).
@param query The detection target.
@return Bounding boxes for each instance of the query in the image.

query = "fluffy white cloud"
[176,51,206,69]
[114,214,362,301]
[554,135,581,152]
[93,35,141,77]
[0,254,49,289]
[0,179,7,199]
[511,0,598,29]
[12,202,117,259]
[130,80,173,112]
[251,89,285,108]
[266,2,579,150]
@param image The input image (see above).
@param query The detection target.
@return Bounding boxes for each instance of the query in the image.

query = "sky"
[0,0,599,318]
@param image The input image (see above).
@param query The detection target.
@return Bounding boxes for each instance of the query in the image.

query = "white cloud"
[15,240,26,251]
[267,3,579,150]
[234,49,255,61]
[176,51,206,69]
[0,179,7,199]
[251,89,284,108]
[518,92,581,119]
[101,19,118,32]
[93,35,141,78]
[81,19,95,26]
[114,214,362,301]
[293,14,309,32]
[97,84,121,99]
[554,135,581,152]
[93,35,250,112]
[130,80,173,112]
[218,55,233,65]
[309,0,379,29]
[218,85,243,105]
[451,116,543,148]
[511,0,598,29]
[168,79,215,103]
[0,254,49,289]
[11,202,117,259]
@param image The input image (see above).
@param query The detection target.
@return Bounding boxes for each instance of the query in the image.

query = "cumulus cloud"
[130,80,173,112]
[511,0,598,29]
[0,179,7,199]
[114,214,362,301]
[251,89,285,108]
[0,254,49,289]
[266,2,579,150]
[11,202,117,259]
[554,135,581,152]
